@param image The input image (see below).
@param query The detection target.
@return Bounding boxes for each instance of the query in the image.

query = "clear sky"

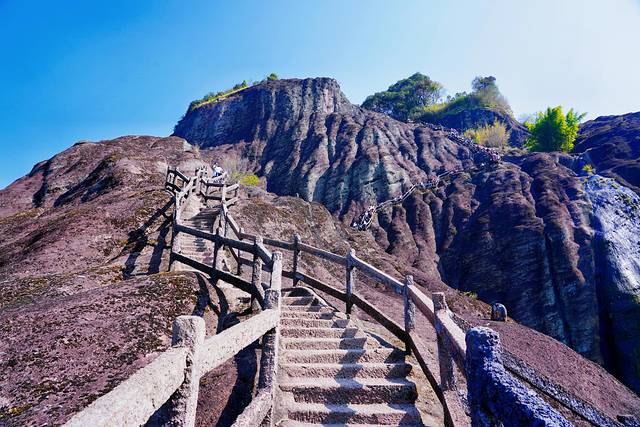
[1,0,639,188]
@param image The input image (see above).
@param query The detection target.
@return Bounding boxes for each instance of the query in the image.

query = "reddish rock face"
[574,111,640,194]
[174,78,640,393]
[0,136,214,425]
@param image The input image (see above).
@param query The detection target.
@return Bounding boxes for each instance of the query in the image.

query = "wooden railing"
[206,175,616,427]
[69,167,619,427]
[65,168,282,427]
[65,277,282,427]
[230,228,470,425]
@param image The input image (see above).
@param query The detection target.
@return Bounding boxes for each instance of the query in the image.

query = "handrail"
[66,166,284,426]
[64,347,188,427]
[162,167,605,427]
[350,253,403,293]
[199,309,278,374]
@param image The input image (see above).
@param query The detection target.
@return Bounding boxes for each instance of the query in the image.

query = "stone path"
[277,287,425,426]
[179,205,216,268]
[177,201,250,310]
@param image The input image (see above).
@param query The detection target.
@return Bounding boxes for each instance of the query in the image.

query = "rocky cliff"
[575,111,640,194]
[174,78,640,393]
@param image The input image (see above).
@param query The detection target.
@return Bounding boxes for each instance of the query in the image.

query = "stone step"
[283,306,335,313]
[281,311,339,320]
[282,403,421,425]
[282,362,412,379]
[282,337,373,350]
[281,327,363,339]
[281,318,352,328]
[280,377,417,404]
[282,296,318,306]
[283,348,405,364]
[179,246,211,251]
[179,251,212,258]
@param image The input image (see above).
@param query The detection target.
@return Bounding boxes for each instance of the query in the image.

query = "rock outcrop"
[174,78,640,393]
[574,111,640,194]
[584,175,640,394]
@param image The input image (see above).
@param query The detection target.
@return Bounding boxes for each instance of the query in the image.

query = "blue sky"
[1,0,639,189]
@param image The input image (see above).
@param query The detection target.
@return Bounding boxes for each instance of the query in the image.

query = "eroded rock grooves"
[174,78,640,394]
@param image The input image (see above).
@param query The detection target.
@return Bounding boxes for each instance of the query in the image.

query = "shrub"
[240,174,260,186]
[418,76,512,123]
[582,164,595,174]
[462,291,478,300]
[525,107,586,152]
[267,73,279,81]
[463,120,510,148]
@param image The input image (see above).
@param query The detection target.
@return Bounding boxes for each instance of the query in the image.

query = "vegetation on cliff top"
[187,73,279,112]
[362,73,513,124]
[362,73,444,121]
[187,81,249,112]
[417,76,512,123]
[524,107,585,152]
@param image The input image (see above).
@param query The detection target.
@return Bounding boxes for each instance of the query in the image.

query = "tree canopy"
[525,107,586,152]
[363,74,513,126]
[362,73,444,121]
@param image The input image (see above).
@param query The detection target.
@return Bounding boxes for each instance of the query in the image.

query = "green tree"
[266,73,279,81]
[471,75,510,112]
[525,107,586,152]
[362,72,444,121]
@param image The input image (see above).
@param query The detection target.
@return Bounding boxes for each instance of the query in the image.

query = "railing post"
[251,236,265,312]
[221,205,228,238]
[213,227,223,272]
[170,203,181,272]
[257,252,282,427]
[433,292,456,391]
[237,227,245,275]
[403,275,416,354]
[169,315,205,427]
[345,248,355,315]
[292,234,301,286]
[221,183,227,203]
[466,327,570,426]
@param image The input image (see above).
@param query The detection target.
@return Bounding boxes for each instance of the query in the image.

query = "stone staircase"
[178,206,217,267]
[277,288,425,426]
[177,202,251,309]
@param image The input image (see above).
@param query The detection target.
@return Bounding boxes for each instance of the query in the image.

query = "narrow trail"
[278,287,426,426]
[351,138,500,231]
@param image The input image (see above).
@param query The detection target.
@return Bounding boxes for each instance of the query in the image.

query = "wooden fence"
[67,166,622,427]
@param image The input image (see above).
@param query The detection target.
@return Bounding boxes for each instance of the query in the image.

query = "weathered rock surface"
[575,111,640,194]
[174,78,640,394]
[584,175,640,394]
[0,136,226,425]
